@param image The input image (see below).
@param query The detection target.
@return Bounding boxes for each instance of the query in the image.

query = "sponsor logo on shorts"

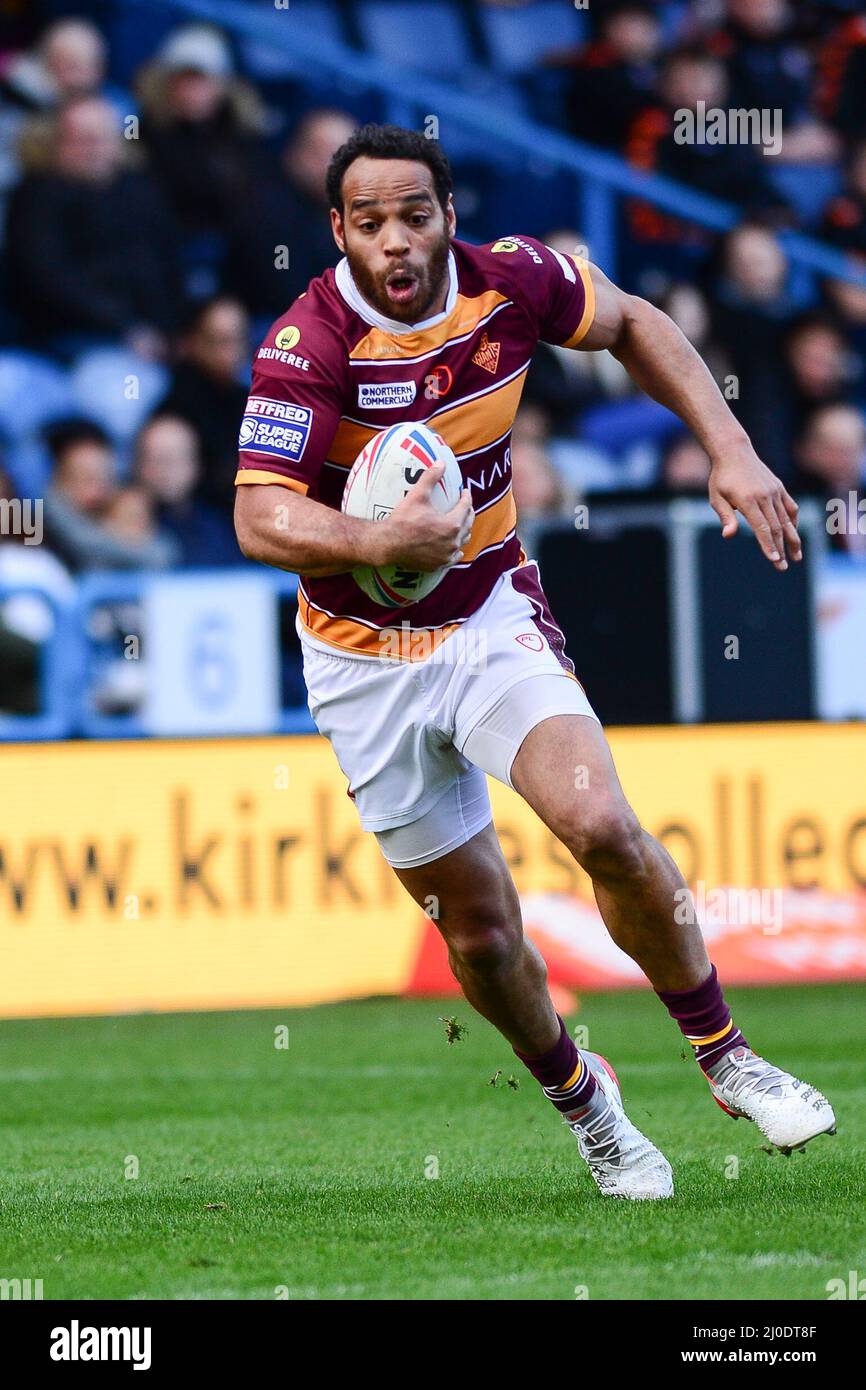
[357,381,417,409]
[238,396,312,462]
[515,632,544,651]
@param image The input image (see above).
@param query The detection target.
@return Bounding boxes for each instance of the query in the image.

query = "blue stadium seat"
[0,351,75,442]
[4,437,54,497]
[767,164,844,229]
[579,397,682,454]
[432,73,529,164]
[239,1,347,78]
[356,1,475,74]
[69,348,170,448]
[478,1,588,74]
[105,7,180,86]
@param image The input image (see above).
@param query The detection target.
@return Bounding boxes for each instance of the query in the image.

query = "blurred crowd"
[1,0,865,717]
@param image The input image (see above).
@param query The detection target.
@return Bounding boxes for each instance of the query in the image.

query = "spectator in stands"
[784,314,861,426]
[816,11,866,139]
[511,404,572,556]
[823,263,866,359]
[711,223,797,477]
[795,402,866,494]
[660,435,712,495]
[42,419,177,572]
[626,47,790,262]
[794,402,866,557]
[226,108,358,323]
[103,483,172,553]
[5,94,179,356]
[0,462,73,715]
[137,23,270,240]
[157,297,250,514]
[659,282,730,388]
[523,229,632,429]
[134,414,239,566]
[708,0,838,164]
[821,141,866,356]
[823,139,866,256]
[40,18,110,101]
[0,16,118,224]
[566,1,662,152]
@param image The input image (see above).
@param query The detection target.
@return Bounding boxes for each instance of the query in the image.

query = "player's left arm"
[577,261,800,570]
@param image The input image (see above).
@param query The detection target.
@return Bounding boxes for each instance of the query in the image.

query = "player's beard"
[347,229,451,324]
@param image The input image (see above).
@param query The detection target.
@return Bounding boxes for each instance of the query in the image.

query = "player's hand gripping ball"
[341,421,464,606]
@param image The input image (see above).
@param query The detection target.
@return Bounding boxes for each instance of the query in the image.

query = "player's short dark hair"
[325,122,452,215]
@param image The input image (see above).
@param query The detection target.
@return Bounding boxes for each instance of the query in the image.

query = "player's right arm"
[235,466,471,577]
[233,308,471,576]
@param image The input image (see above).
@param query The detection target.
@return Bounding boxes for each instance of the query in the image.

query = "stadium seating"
[477,0,588,74]
[68,348,170,452]
[356,1,475,74]
[239,0,347,78]
[0,350,75,441]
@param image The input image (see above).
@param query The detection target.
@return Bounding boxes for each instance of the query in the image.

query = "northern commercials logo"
[50,1320,152,1370]
[238,397,312,462]
[358,380,417,409]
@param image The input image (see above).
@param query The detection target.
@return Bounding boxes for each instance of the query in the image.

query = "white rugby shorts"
[298,562,599,867]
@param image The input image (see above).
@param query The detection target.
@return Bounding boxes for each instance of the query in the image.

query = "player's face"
[333,157,455,323]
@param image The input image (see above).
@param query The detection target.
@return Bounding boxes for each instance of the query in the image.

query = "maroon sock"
[656,964,748,1074]
[514,1014,598,1115]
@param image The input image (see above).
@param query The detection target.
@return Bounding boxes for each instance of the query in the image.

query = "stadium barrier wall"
[2,723,866,1019]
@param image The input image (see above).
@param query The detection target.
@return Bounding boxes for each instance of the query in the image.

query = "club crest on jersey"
[472,333,501,375]
[357,381,417,409]
[238,396,312,462]
[424,364,452,399]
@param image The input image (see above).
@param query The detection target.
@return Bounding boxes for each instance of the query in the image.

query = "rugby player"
[234,125,835,1199]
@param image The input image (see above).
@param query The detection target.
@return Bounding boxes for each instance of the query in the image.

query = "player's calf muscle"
[563,803,648,883]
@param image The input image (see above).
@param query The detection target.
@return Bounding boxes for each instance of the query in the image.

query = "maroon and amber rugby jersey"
[235,234,595,658]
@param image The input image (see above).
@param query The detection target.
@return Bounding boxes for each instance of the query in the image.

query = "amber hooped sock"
[514,1014,599,1116]
[657,964,749,1074]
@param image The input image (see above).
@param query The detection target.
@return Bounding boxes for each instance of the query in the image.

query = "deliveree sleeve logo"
[238,397,314,463]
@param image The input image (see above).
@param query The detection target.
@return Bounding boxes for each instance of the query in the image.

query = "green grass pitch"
[1,984,864,1301]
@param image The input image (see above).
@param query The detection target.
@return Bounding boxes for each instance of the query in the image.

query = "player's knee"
[565,802,646,882]
[445,904,521,975]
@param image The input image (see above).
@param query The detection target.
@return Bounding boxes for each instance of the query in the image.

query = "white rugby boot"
[706,1045,836,1154]
[564,1051,674,1200]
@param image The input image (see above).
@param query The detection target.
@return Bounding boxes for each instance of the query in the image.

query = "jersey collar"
[335,249,458,334]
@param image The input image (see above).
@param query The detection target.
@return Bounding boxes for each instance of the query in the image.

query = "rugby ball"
[341,421,464,607]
